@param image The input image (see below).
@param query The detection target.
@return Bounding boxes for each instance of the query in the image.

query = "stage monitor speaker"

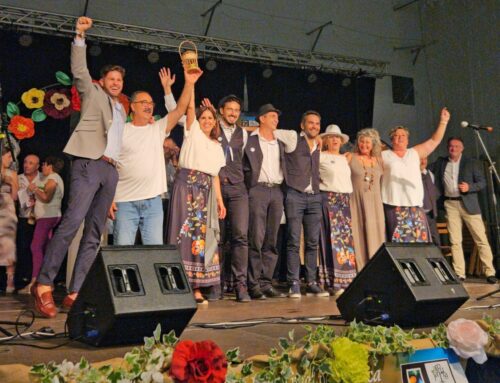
[67,245,197,346]
[337,243,469,327]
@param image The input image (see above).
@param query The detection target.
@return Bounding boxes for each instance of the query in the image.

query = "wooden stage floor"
[0,280,498,367]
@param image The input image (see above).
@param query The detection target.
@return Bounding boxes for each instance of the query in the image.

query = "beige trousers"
[444,200,495,278]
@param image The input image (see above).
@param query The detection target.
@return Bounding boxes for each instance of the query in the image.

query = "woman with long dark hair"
[166,91,226,304]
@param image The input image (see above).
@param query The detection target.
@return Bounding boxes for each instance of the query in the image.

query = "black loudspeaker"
[337,243,469,327]
[67,245,197,346]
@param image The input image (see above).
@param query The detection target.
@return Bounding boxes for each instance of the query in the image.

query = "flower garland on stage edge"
[28,316,499,383]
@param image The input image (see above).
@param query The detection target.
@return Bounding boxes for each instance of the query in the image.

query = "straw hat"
[320,124,349,144]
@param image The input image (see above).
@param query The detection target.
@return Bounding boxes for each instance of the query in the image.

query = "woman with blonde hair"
[346,128,385,270]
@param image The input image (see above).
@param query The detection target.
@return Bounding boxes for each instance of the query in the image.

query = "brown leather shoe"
[31,283,57,318]
[62,294,77,310]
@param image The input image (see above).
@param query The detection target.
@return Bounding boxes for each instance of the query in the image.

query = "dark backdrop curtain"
[0,30,375,159]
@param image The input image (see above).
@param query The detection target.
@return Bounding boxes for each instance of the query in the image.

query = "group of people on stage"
[2,16,497,319]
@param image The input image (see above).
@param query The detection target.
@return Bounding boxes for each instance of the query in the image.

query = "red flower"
[71,86,81,111]
[43,88,72,119]
[8,115,35,140]
[170,340,227,383]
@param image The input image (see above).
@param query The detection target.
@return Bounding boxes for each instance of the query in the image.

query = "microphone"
[460,121,493,132]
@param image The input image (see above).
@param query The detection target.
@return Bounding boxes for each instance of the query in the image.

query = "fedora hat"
[320,124,349,144]
[256,103,281,119]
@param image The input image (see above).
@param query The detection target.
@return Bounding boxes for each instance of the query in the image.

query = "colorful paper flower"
[8,115,35,140]
[170,340,227,383]
[70,86,81,111]
[447,318,489,363]
[21,88,45,109]
[328,337,370,383]
[43,88,72,119]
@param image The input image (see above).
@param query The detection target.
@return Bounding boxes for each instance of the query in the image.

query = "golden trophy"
[178,40,199,73]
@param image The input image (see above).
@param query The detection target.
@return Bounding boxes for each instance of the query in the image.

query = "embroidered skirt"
[166,168,220,288]
[319,191,357,291]
[384,204,431,243]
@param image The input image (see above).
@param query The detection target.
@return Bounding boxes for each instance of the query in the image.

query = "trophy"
[178,40,199,73]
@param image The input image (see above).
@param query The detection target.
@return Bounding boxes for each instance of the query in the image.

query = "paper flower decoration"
[43,88,72,119]
[21,88,45,109]
[8,115,35,140]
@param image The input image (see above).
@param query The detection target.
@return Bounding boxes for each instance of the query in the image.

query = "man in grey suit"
[430,137,497,284]
[32,16,129,317]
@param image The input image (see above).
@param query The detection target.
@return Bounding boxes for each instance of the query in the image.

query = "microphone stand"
[473,128,500,299]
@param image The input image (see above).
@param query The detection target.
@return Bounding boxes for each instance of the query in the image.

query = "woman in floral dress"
[166,91,226,304]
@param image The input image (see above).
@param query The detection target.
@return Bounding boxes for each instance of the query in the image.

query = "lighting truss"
[0,5,389,77]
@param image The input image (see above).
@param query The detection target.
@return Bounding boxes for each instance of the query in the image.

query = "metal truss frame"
[0,5,389,77]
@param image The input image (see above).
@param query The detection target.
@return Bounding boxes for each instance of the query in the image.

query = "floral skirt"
[166,168,220,288]
[319,192,357,290]
[384,204,431,243]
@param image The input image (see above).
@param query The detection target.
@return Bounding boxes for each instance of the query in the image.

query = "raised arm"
[414,107,450,159]
[163,68,203,133]
[160,67,186,127]
[71,17,94,95]
[185,89,195,131]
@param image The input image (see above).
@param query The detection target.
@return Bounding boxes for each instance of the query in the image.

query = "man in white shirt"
[109,67,202,245]
[243,104,287,300]
[16,154,40,291]
[430,137,497,283]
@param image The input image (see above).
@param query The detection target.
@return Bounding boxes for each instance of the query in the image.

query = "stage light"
[147,51,159,63]
[262,67,273,79]
[307,73,317,83]
[206,59,217,71]
[89,44,102,57]
[342,77,351,87]
[18,34,33,47]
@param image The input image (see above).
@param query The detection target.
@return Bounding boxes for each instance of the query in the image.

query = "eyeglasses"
[133,100,155,107]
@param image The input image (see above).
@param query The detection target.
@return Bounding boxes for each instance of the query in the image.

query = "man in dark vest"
[164,92,250,300]
[275,111,329,298]
[420,156,441,245]
[216,95,250,301]
[243,104,287,300]
[430,137,497,283]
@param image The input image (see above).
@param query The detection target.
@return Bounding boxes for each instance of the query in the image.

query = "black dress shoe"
[459,277,466,282]
[486,276,498,284]
[249,289,266,300]
[262,287,286,298]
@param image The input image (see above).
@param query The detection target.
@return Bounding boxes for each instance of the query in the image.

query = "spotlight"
[18,34,33,47]
[147,51,159,63]
[262,67,273,79]
[89,44,102,57]
[206,59,217,71]
[341,77,351,87]
[307,73,317,84]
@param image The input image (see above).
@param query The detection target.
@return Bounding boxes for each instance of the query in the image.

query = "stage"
[0,280,498,368]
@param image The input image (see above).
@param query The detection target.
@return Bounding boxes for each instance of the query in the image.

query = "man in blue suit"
[430,137,497,283]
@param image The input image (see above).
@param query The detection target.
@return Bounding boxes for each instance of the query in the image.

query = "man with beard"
[31,16,128,318]
[16,154,41,291]
[275,111,329,298]
[165,93,250,302]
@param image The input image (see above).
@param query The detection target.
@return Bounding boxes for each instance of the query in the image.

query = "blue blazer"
[430,156,486,215]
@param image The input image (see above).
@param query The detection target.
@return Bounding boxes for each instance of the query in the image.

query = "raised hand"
[184,68,203,84]
[440,107,450,125]
[201,98,214,110]
[76,16,93,33]
[159,67,176,90]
